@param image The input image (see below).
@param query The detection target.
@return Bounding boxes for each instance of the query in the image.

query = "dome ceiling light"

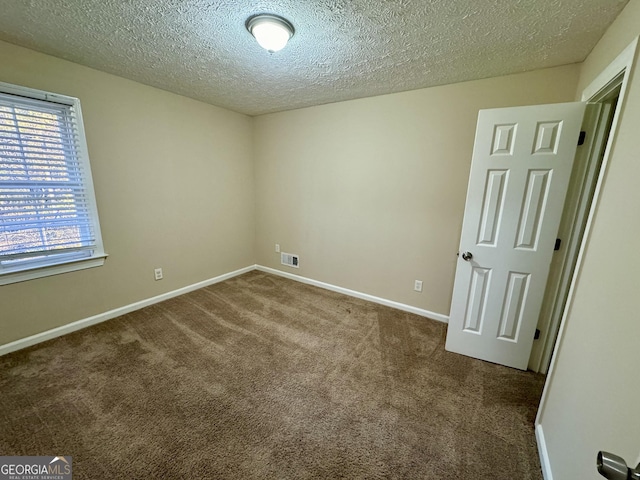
[246,14,294,53]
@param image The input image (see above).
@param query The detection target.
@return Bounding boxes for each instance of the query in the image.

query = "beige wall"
[254,66,580,317]
[538,0,640,478]
[0,41,255,345]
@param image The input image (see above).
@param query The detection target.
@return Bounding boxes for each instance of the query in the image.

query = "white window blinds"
[0,86,104,278]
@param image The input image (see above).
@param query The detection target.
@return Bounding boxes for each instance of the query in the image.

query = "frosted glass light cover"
[247,15,294,53]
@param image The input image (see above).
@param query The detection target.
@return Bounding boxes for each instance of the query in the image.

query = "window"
[0,82,106,285]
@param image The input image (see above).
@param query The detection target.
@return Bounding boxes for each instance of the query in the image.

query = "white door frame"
[529,94,615,373]
[532,37,639,374]
[535,36,638,478]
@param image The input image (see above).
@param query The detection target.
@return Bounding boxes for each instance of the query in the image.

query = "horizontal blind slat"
[2,236,96,251]
[0,181,86,188]
[0,132,79,146]
[0,158,82,167]
[1,217,94,230]
[2,243,96,258]
[0,110,77,123]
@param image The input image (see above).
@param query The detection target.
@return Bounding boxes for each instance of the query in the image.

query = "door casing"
[531,37,638,374]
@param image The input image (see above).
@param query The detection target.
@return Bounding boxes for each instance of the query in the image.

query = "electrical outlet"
[275,243,280,253]
[414,280,423,292]
[154,268,163,281]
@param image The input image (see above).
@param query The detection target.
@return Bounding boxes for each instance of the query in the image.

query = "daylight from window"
[0,99,93,269]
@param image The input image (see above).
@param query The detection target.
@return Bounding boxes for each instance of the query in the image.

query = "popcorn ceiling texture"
[0,0,628,115]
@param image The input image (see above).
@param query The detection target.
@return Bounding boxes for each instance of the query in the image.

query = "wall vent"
[281,252,299,268]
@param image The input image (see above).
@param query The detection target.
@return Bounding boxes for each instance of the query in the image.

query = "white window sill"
[0,254,108,286]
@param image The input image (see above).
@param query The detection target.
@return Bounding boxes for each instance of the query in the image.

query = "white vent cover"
[281,252,299,268]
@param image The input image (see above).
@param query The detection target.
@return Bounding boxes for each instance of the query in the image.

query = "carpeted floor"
[0,271,545,479]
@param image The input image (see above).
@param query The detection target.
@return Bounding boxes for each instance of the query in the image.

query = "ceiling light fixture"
[246,14,294,53]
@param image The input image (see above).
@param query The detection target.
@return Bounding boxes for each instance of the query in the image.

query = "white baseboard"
[1,264,449,357]
[536,424,553,480]
[0,265,255,357]
[256,265,449,323]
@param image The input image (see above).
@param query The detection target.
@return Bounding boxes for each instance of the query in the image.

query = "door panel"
[516,169,551,249]
[445,102,586,370]
[477,170,507,246]
[463,267,491,333]
[497,271,529,341]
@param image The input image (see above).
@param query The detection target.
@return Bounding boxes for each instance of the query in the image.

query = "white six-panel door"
[445,102,586,370]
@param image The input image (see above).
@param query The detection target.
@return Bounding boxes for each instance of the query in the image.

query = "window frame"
[0,81,106,285]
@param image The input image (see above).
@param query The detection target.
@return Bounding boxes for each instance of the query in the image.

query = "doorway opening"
[531,37,638,373]
[529,79,622,373]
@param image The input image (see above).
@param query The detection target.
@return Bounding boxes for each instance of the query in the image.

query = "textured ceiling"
[0,0,629,116]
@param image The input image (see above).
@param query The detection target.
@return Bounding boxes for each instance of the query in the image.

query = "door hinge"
[534,329,541,340]
[578,130,586,146]
[554,238,562,251]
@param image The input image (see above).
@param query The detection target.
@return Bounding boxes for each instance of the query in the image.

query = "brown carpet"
[0,271,544,479]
